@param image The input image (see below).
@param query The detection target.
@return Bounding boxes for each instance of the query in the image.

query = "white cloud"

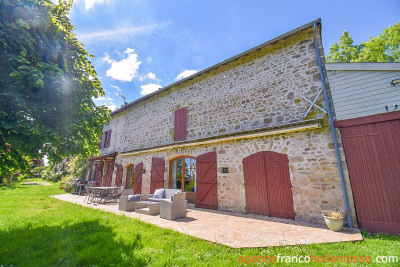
[103,48,141,82]
[110,85,121,92]
[105,103,117,111]
[101,53,113,64]
[78,24,163,42]
[93,96,113,101]
[147,57,152,62]
[174,70,198,81]
[140,83,162,95]
[139,72,158,81]
[76,0,111,10]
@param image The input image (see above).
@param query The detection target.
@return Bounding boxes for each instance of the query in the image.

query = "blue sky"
[69,0,400,111]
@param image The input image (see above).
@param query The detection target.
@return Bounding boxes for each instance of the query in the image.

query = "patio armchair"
[160,192,187,220]
[119,189,141,211]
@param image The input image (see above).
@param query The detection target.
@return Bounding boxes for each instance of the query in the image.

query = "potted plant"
[324,211,344,232]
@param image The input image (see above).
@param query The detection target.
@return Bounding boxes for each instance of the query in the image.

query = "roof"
[111,18,322,117]
[326,62,400,71]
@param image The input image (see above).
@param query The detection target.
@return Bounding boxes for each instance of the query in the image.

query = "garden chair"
[160,192,187,220]
[109,186,124,202]
[84,184,94,204]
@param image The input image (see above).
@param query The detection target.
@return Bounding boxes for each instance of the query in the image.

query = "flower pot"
[324,216,344,232]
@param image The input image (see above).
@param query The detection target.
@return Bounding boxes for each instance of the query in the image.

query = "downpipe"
[313,22,354,228]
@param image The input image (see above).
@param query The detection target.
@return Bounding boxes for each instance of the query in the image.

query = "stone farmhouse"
[88,19,356,225]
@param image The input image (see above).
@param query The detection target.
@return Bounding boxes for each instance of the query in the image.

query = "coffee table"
[135,201,161,215]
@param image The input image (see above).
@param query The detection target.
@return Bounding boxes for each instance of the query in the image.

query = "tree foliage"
[326,21,400,63]
[0,0,110,176]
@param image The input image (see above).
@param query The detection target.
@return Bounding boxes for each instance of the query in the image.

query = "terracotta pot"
[324,216,344,231]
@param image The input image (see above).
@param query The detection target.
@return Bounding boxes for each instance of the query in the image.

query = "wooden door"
[264,152,295,219]
[115,164,123,187]
[243,152,269,216]
[150,157,165,193]
[243,151,295,219]
[134,163,143,194]
[125,164,134,189]
[196,152,218,209]
[338,118,400,234]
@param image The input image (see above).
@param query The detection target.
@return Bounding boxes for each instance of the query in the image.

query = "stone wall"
[100,28,326,155]
[113,124,349,225]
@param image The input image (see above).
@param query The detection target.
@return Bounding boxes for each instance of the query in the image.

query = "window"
[100,130,112,149]
[125,164,134,189]
[174,108,187,141]
[170,156,196,192]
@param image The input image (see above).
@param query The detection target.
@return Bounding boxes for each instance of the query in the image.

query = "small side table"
[135,201,161,215]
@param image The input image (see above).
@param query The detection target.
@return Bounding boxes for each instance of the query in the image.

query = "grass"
[0,180,399,266]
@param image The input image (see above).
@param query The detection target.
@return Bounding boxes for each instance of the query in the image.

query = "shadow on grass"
[0,220,150,266]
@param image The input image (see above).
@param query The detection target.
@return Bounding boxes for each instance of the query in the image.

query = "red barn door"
[196,152,218,209]
[243,151,295,219]
[337,115,400,234]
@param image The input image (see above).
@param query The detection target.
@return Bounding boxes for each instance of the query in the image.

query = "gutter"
[120,122,321,157]
[313,22,354,228]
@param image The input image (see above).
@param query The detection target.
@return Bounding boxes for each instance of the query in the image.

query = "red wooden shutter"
[134,163,143,194]
[196,151,218,209]
[150,157,165,193]
[98,134,103,149]
[243,151,295,219]
[174,108,187,141]
[105,159,115,186]
[115,164,123,187]
[95,161,104,185]
[106,130,112,148]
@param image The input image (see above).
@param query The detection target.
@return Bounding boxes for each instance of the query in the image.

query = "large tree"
[0,0,110,177]
[326,21,400,63]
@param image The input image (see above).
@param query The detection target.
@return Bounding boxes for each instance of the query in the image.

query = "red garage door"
[336,112,400,234]
[243,151,295,219]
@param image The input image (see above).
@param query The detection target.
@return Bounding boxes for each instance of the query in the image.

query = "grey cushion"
[127,194,140,201]
[153,189,165,199]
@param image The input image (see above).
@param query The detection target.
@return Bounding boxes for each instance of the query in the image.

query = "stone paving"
[52,194,362,248]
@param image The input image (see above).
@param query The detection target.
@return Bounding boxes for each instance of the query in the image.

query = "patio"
[52,193,362,248]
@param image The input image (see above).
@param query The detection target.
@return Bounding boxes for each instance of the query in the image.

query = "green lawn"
[0,180,399,266]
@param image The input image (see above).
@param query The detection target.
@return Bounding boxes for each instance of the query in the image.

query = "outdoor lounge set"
[81,185,187,220]
[119,188,187,220]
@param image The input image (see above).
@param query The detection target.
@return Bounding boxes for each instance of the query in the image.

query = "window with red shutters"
[106,129,112,148]
[99,130,112,149]
[174,108,187,141]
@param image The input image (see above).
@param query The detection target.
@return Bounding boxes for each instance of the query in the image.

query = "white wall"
[326,63,400,121]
